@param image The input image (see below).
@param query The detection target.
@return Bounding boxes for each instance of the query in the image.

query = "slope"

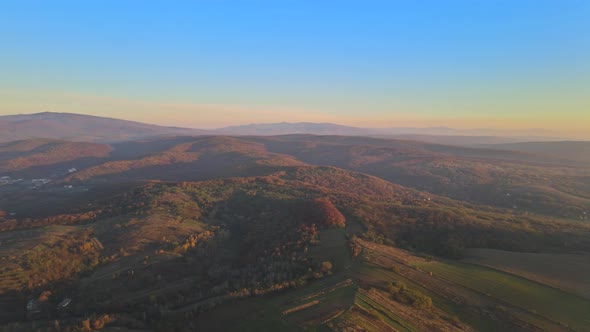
[2,166,590,330]
[0,112,207,143]
[244,135,590,220]
[480,141,590,165]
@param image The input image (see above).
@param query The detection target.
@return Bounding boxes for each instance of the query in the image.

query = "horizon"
[2,111,581,139]
[2,2,590,326]
[1,1,589,138]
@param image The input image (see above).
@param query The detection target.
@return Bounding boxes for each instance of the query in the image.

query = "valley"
[0,150,589,331]
[3,0,589,329]
[0,117,589,331]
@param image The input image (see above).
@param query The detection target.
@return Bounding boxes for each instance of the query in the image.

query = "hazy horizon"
[1,1,589,138]
[1,111,582,140]
[3,2,590,329]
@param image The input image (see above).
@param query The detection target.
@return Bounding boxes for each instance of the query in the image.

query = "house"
[26,299,41,316]
[57,297,71,309]
[26,299,37,311]
[32,179,51,185]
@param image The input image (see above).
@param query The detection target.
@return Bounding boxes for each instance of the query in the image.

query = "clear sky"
[1,0,589,137]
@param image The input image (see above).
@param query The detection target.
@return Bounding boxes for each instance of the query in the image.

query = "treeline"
[354,200,590,257]
[0,186,158,232]
[24,229,103,292]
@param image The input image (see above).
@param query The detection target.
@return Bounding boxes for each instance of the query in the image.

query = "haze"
[1,1,589,138]
[3,2,590,330]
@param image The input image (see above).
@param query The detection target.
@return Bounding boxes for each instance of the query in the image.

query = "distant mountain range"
[2,114,590,330]
[0,112,206,143]
[0,112,578,144]
[215,122,375,136]
[1,134,589,220]
[215,122,568,141]
[477,141,590,165]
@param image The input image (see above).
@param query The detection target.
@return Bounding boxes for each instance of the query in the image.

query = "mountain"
[384,134,572,146]
[216,122,570,141]
[2,134,589,221]
[479,141,590,164]
[0,112,575,143]
[66,136,306,182]
[1,166,590,330]
[2,134,590,330]
[0,112,207,143]
[381,126,563,137]
[1,113,589,325]
[0,139,112,174]
[241,135,590,219]
[215,122,375,136]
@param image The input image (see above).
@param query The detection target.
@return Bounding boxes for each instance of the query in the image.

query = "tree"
[305,198,346,228]
[320,261,333,273]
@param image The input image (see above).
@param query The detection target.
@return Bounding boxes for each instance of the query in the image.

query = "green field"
[309,228,352,272]
[415,260,590,331]
[464,248,590,299]
[355,292,419,332]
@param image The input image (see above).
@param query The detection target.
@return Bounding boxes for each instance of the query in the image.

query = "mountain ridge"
[0,112,207,143]
[0,112,579,144]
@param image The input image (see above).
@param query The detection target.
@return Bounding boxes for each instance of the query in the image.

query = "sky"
[1,0,589,137]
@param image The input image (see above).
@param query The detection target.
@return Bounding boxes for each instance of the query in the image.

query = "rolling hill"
[245,135,590,219]
[1,134,589,220]
[1,166,590,331]
[0,139,113,174]
[1,112,574,144]
[480,141,590,165]
[385,134,571,146]
[215,122,568,140]
[1,116,589,330]
[0,112,207,143]
[65,136,306,182]
[216,122,382,136]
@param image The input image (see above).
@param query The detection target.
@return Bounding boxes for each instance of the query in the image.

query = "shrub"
[388,281,432,309]
[321,261,333,274]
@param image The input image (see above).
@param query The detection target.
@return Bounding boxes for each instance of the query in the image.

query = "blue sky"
[1,0,589,135]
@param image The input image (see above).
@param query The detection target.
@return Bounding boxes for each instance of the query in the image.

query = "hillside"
[481,141,590,164]
[0,139,113,175]
[385,134,569,146]
[1,112,572,144]
[1,166,590,331]
[1,135,588,220]
[66,136,306,182]
[0,112,206,143]
[2,0,589,330]
[245,135,590,220]
[216,122,375,136]
[216,122,569,140]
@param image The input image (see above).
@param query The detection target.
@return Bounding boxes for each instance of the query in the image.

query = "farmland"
[1,136,590,331]
[2,0,590,327]
[415,259,590,331]
[464,248,590,300]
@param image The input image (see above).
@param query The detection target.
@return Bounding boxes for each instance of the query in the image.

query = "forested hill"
[2,166,590,330]
[0,112,206,143]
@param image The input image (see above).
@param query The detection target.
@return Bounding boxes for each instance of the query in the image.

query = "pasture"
[464,248,590,299]
[415,259,590,331]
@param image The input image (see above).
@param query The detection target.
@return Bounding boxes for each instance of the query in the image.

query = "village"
[0,167,78,190]
[0,168,90,218]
